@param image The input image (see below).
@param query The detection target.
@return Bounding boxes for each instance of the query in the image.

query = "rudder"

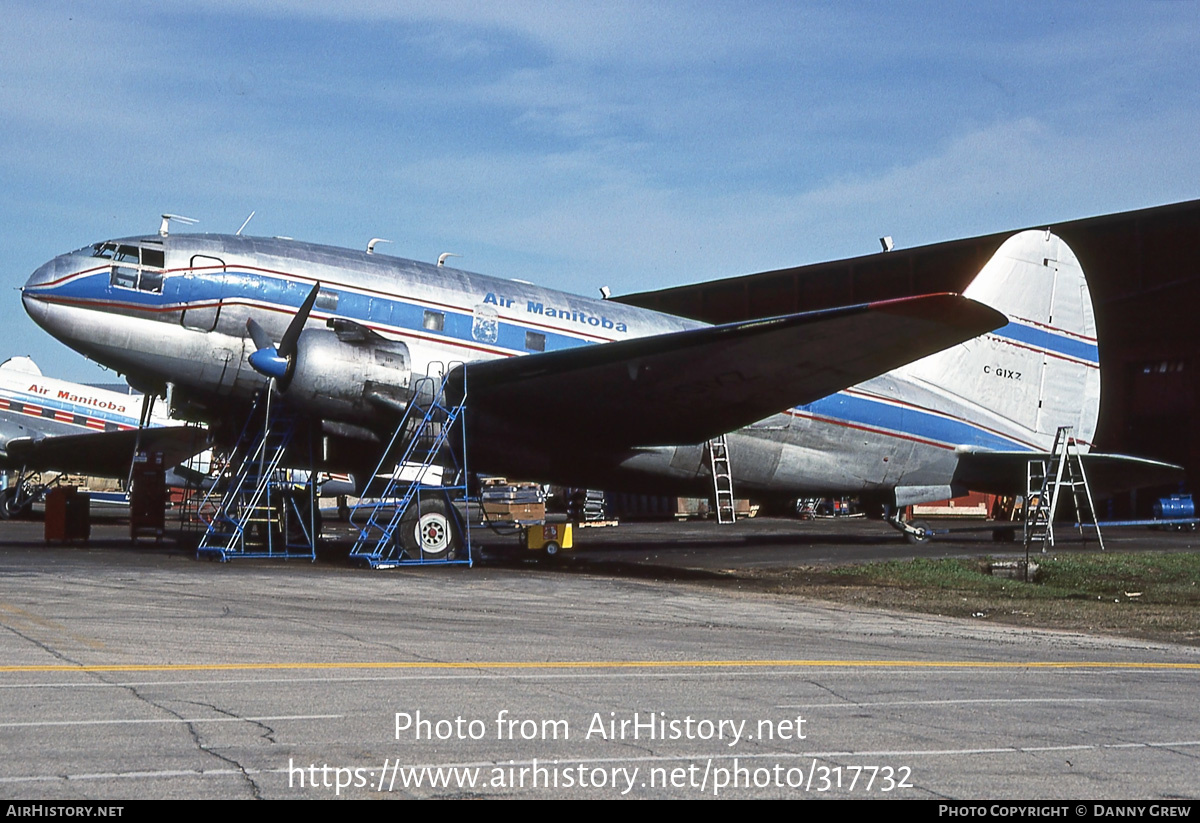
[896,230,1100,451]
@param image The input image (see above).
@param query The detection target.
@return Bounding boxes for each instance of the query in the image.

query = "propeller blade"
[279,283,320,360]
[245,318,274,353]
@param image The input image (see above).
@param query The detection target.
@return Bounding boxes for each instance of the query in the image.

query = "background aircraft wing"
[453,293,1005,447]
[953,451,1184,496]
[4,426,208,477]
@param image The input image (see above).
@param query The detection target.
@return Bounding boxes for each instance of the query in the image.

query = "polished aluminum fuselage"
[23,233,1063,501]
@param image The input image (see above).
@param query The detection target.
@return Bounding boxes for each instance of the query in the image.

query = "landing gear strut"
[889,516,932,544]
[874,502,933,544]
[0,471,45,520]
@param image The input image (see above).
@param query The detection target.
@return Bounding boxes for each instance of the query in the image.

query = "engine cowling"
[285,328,413,422]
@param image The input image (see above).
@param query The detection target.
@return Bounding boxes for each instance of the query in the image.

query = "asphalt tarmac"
[1,516,1197,800]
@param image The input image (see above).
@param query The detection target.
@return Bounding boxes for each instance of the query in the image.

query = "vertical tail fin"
[896,230,1100,451]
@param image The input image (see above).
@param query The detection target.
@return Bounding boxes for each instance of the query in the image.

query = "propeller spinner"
[246,283,321,389]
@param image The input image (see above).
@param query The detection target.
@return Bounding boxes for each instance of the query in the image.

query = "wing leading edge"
[452,293,1006,448]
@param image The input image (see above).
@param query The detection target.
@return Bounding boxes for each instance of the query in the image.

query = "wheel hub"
[416,512,451,555]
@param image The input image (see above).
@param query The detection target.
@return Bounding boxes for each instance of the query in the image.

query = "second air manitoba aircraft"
[21,218,1174,551]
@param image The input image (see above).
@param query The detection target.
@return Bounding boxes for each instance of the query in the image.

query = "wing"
[954,451,1184,496]
[3,426,208,477]
[453,293,1005,448]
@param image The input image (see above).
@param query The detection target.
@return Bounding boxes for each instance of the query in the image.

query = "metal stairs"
[1023,425,1103,552]
[196,390,317,561]
[349,369,473,569]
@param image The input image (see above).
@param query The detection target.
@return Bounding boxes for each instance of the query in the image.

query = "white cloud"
[5,1,1200,383]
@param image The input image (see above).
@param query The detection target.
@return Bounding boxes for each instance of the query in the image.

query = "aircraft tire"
[0,488,30,520]
[904,520,931,544]
[400,497,460,559]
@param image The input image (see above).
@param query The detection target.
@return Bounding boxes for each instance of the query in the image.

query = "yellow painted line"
[0,659,1198,674]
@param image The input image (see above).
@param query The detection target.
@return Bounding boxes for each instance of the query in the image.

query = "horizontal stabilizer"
[954,451,1184,496]
[454,293,1005,448]
[5,426,208,477]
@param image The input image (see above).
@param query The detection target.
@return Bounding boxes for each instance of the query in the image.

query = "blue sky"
[3,1,1198,382]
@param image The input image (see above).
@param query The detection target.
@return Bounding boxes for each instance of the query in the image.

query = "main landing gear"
[863,497,934,544]
[0,471,46,520]
[397,495,463,561]
[887,514,933,544]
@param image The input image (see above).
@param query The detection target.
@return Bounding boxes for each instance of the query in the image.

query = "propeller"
[246,283,321,389]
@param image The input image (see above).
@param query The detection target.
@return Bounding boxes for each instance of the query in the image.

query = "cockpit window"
[106,242,165,294]
[139,270,164,292]
[110,267,139,290]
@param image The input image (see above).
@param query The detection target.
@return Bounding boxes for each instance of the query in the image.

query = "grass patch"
[731,552,1200,646]
[827,552,1200,604]
[831,557,1008,590]
[1038,553,1200,603]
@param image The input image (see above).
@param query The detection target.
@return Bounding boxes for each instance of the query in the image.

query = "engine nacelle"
[286,328,412,421]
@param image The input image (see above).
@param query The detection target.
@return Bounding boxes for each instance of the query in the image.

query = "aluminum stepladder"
[706,434,736,524]
[1023,425,1104,552]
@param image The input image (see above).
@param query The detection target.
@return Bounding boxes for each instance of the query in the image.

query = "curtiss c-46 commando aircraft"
[21,220,1176,552]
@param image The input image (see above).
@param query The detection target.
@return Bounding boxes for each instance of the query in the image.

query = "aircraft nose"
[22,257,60,327]
[22,288,47,325]
[25,257,57,288]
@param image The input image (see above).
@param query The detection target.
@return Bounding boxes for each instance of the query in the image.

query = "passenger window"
[423,310,445,332]
[525,331,546,352]
[316,290,339,311]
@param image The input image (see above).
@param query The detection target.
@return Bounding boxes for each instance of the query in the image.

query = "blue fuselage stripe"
[995,322,1098,363]
[800,393,1031,452]
[36,266,1030,451]
[47,269,599,357]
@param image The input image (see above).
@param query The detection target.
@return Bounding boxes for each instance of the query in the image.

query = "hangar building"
[619,199,1200,517]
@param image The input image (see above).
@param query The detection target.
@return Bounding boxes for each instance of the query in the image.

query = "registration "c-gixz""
[983,365,1021,380]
